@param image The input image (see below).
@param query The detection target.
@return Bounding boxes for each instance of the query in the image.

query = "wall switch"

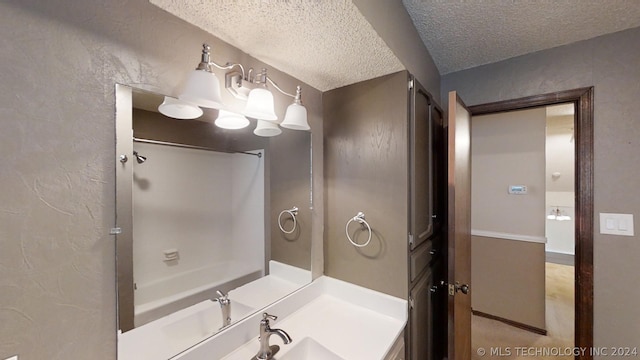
[600,213,634,236]
[606,218,615,230]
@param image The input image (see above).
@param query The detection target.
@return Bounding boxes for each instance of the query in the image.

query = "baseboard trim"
[472,310,547,336]
[546,251,575,266]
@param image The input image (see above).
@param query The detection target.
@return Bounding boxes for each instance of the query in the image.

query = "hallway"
[471,262,575,360]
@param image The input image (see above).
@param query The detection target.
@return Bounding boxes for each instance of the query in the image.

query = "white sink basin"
[162,300,254,351]
[276,338,345,360]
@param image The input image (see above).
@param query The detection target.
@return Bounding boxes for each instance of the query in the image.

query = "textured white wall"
[443,26,640,355]
[545,119,576,255]
[546,192,576,255]
[546,115,576,192]
[0,1,322,358]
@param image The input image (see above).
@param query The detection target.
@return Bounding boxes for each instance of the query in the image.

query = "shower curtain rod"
[133,137,262,158]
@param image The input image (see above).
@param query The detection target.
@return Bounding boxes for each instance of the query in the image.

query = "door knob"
[455,282,470,294]
[443,281,470,296]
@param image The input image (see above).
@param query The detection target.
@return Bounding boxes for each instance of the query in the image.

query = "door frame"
[468,87,594,360]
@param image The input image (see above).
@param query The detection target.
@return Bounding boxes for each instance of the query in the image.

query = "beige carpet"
[471,262,575,360]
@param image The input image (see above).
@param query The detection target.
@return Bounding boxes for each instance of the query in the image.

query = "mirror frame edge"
[115,83,135,332]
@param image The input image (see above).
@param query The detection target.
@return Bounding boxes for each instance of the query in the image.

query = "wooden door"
[447,91,472,360]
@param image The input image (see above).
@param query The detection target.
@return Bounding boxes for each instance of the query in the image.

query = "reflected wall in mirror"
[116,85,312,359]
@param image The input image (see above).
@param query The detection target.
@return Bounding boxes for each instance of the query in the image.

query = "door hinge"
[409,296,414,309]
[110,227,122,235]
[408,79,414,90]
[408,233,414,246]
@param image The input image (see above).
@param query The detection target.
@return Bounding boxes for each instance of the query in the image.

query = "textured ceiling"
[149,0,404,92]
[151,1,640,88]
[402,0,640,74]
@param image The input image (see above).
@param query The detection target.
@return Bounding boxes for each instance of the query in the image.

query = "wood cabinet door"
[409,78,434,251]
[409,267,435,360]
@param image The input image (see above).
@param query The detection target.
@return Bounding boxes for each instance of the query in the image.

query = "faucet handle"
[213,290,230,305]
[262,313,278,322]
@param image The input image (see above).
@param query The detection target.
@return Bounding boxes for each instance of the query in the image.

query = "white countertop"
[175,276,408,360]
[118,261,311,360]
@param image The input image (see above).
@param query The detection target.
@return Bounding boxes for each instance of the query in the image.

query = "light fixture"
[179,44,240,109]
[214,110,250,130]
[280,86,310,130]
[243,69,278,121]
[170,43,310,136]
[254,119,282,137]
[158,96,203,120]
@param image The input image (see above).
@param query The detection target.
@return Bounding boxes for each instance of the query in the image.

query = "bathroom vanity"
[172,276,407,360]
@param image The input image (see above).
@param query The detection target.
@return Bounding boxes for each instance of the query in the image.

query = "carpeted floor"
[471,262,575,360]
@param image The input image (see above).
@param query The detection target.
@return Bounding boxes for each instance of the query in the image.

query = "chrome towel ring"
[346,212,372,247]
[278,206,299,234]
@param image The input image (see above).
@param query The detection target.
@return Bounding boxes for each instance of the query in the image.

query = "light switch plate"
[600,213,635,236]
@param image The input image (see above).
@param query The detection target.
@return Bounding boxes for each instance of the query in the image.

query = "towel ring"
[345,212,372,247]
[278,206,299,234]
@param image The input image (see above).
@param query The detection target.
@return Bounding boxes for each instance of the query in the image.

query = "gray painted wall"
[0,1,323,359]
[442,26,640,355]
[324,71,410,299]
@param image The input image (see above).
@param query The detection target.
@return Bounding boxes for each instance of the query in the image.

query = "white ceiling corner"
[149,0,404,92]
[402,0,640,74]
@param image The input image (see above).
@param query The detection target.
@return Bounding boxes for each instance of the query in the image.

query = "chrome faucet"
[252,313,292,360]
[213,290,231,329]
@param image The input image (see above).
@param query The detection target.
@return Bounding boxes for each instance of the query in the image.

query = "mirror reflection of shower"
[133,151,147,164]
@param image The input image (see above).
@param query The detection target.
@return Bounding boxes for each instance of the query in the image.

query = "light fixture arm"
[266,76,297,99]
[198,43,246,79]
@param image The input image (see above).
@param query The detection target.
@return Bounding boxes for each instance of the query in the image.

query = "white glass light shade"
[214,110,250,130]
[158,96,203,120]
[280,102,310,130]
[179,69,224,109]
[254,119,282,137]
[243,87,277,121]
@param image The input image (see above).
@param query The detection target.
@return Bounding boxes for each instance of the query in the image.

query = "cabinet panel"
[384,334,406,360]
[430,104,445,235]
[410,240,433,282]
[409,267,435,360]
[410,81,434,250]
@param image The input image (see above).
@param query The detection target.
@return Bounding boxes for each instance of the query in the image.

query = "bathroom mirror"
[115,85,312,359]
